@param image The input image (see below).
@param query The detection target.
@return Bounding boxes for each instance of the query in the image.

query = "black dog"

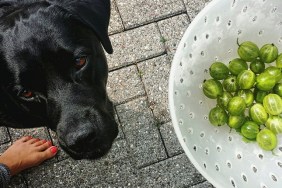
[0,0,118,160]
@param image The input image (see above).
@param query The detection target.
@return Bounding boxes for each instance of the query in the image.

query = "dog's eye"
[75,57,87,69]
[20,90,33,99]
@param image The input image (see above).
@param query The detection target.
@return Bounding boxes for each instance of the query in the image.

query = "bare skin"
[0,136,58,176]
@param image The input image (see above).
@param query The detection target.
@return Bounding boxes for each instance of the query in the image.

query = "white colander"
[169,0,282,187]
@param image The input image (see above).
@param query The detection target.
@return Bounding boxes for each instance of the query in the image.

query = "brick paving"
[0,0,215,187]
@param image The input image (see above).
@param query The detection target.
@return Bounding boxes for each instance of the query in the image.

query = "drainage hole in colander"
[205,148,209,155]
[227,20,232,27]
[178,119,183,126]
[200,51,205,56]
[189,53,192,58]
[215,164,220,171]
[187,128,193,134]
[179,61,182,66]
[194,36,197,41]
[237,29,242,35]
[277,161,282,168]
[226,161,232,168]
[190,70,194,75]
[203,162,207,169]
[252,165,258,173]
[242,6,248,13]
[242,174,247,182]
[216,16,220,23]
[174,90,178,96]
[183,137,186,143]
[230,178,236,187]
[271,7,277,13]
[214,128,219,133]
[214,56,219,61]
[278,37,282,44]
[270,174,277,182]
[218,37,222,43]
[228,136,233,142]
[216,145,222,152]
[189,112,194,119]
[204,16,207,23]
[193,145,197,152]
[237,153,242,160]
[186,90,191,97]
[258,153,264,160]
[231,0,236,7]
[228,49,232,54]
[180,104,185,110]
[278,146,282,152]
[261,183,268,188]
[183,43,186,48]
[203,115,208,120]
[258,30,264,36]
[252,16,257,22]
[205,34,209,39]
[180,78,183,83]
[199,100,203,105]
[200,132,205,138]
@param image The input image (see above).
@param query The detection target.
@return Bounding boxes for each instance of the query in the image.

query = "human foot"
[0,136,58,176]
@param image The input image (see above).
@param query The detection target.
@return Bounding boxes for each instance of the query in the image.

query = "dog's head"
[0,0,118,159]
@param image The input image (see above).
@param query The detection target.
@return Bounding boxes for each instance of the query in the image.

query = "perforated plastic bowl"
[169,0,282,188]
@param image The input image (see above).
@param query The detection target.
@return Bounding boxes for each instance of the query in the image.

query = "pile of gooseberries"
[203,40,282,151]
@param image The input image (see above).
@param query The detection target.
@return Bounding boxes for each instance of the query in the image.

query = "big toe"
[42,146,58,160]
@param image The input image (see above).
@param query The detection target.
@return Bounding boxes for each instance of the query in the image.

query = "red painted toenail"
[50,146,58,154]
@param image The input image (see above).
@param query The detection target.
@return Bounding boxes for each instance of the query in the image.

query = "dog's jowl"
[0,0,118,159]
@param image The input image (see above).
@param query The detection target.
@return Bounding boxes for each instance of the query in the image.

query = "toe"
[41,146,58,160]
[37,141,52,151]
[16,136,33,143]
[33,139,48,147]
[26,138,41,144]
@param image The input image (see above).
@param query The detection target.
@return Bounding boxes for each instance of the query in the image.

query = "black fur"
[0,0,118,159]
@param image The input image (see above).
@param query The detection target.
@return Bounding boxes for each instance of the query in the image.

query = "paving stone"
[159,122,183,157]
[116,97,167,168]
[158,14,190,54]
[116,0,186,29]
[0,142,10,154]
[25,140,140,187]
[137,55,171,123]
[109,0,124,35]
[8,127,50,141]
[26,158,140,188]
[139,153,206,187]
[0,127,10,144]
[191,181,215,188]
[107,65,145,104]
[184,0,212,21]
[9,175,27,188]
[106,23,165,70]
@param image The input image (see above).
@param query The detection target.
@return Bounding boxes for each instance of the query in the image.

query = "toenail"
[50,146,58,154]
[42,140,47,143]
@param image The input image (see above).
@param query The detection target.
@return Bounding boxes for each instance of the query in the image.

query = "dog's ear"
[50,0,113,54]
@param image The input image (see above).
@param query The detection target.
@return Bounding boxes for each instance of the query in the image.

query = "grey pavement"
[0,0,215,187]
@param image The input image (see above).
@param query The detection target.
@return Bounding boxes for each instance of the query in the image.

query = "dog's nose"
[66,122,97,149]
